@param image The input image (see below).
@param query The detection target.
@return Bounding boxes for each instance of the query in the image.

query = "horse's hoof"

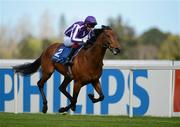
[88,94,94,98]
[71,105,76,111]
[59,107,67,113]
[88,94,97,103]
[88,94,94,100]
[42,105,48,113]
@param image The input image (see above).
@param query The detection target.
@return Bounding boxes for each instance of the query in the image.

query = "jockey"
[63,16,97,65]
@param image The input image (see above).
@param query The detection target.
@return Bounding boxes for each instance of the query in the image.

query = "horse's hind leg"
[59,77,73,102]
[37,73,52,113]
[88,80,104,103]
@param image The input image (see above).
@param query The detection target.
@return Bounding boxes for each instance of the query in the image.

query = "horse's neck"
[87,35,106,66]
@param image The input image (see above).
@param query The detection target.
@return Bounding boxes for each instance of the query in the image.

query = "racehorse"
[13,25,121,113]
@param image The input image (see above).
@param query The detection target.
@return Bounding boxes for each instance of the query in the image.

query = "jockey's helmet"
[84,16,97,28]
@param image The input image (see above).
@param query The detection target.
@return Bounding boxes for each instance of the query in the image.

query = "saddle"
[52,44,81,65]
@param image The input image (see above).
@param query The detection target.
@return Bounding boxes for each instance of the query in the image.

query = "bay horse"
[13,25,121,113]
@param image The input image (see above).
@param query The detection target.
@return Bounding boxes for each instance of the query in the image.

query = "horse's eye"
[106,34,110,38]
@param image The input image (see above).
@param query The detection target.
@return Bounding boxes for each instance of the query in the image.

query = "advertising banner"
[0,60,174,116]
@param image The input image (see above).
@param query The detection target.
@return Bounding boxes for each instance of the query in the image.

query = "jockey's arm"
[83,31,95,49]
[71,25,84,45]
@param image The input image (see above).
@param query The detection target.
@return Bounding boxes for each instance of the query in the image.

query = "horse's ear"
[101,25,112,30]
[101,25,106,30]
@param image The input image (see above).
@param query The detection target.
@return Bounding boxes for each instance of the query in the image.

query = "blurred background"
[0,0,180,60]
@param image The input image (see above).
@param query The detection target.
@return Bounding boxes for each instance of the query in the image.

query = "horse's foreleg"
[88,80,104,103]
[70,81,82,111]
[59,81,81,113]
[37,74,52,113]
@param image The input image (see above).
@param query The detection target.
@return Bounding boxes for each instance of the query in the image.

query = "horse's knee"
[71,99,77,104]
[59,85,65,92]
[71,105,76,111]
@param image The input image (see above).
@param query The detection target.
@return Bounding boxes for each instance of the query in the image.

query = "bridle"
[102,32,121,55]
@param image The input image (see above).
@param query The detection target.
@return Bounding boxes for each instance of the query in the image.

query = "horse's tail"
[13,56,41,76]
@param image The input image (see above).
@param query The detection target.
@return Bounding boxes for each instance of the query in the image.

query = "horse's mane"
[88,25,112,43]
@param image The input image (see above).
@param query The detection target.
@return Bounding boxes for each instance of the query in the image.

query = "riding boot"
[64,47,77,65]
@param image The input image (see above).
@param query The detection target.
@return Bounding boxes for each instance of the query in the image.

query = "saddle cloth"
[52,44,81,64]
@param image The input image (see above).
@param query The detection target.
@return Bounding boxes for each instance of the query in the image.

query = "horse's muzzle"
[112,48,121,55]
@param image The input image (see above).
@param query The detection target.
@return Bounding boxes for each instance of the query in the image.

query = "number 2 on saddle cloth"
[52,44,81,65]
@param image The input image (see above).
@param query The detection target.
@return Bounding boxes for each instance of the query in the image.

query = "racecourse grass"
[0,113,179,127]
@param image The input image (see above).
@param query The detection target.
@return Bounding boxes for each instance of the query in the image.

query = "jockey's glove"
[83,40,93,49]
[82,38,87,43]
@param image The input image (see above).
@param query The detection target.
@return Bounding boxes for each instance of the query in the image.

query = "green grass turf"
[0,113,179,127]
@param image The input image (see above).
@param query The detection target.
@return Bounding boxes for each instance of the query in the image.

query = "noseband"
[103,42,110,49]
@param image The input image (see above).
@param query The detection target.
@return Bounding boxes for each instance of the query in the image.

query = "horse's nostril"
[112,48,120,55]
[115,48,121,53]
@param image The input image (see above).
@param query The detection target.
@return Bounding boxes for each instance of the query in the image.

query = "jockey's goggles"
[87,23,96,28]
